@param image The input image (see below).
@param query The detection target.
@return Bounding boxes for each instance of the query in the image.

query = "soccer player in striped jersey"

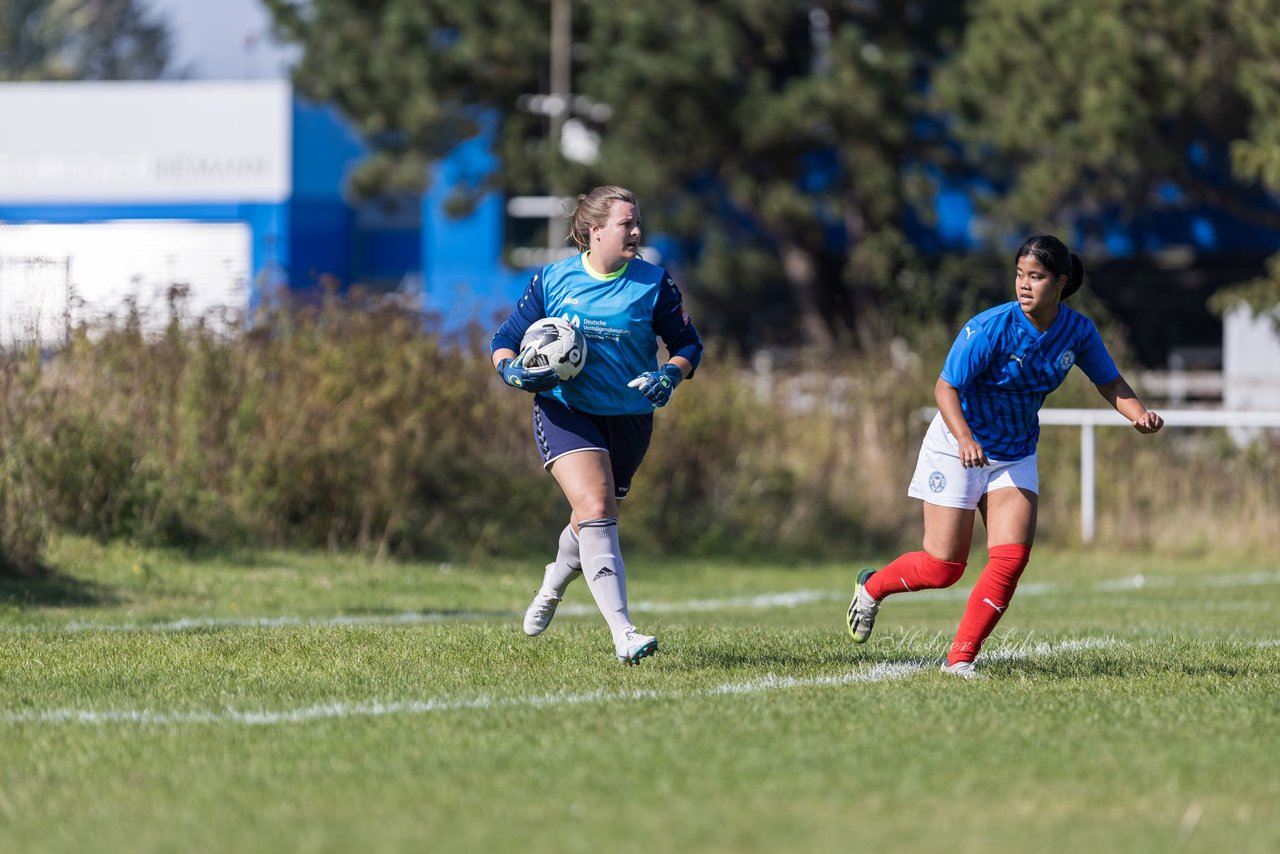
[846,235,1163,677]
[491,185,703,665]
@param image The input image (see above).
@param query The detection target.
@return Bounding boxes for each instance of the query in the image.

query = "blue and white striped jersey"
[491,253,703,416]
[940,302,1120,460]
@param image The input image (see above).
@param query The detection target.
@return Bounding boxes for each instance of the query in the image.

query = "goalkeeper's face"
[590,201,642,272]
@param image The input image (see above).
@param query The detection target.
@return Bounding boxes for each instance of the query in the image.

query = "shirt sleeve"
[939,318,995,390]
[653,270,703,375]
[489,270,548,355]
[1075,319,1121,385]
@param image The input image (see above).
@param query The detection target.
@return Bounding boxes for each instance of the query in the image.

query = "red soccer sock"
[865,551,967,600]
[947,543,1032,664]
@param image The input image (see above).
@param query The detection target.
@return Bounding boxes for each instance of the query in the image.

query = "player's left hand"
[1133,411,1164,434]
[627,363,683,407]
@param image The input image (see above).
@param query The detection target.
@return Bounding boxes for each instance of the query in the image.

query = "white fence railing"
[920,408,1280,543]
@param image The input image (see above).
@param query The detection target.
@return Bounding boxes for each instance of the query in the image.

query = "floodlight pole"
[548,0,571,253]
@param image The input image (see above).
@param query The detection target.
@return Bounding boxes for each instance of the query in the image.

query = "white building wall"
[1223,305,1280,410]
[0,221,251,346]
[0,80,291,204]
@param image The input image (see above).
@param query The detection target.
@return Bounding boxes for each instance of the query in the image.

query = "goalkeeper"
[846,235,1163,677]
[490,185,703,665]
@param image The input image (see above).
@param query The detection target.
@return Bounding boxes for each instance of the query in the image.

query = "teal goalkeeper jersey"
[491,253,703,416]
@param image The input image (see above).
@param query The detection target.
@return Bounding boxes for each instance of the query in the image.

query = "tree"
[264,0,970,350]
[1215,1,1280,324]
[263,2,547,198]
[932,0,1280,321]
[571,2,972,349]
[0,0,172,81]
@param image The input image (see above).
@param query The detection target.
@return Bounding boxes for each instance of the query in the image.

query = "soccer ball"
[519,317,588,381]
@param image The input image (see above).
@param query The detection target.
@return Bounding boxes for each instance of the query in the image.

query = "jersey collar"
[1014,301,1067,338]
[581,252,630,281]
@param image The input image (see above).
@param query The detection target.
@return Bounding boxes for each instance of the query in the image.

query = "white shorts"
[907,413,1039,510]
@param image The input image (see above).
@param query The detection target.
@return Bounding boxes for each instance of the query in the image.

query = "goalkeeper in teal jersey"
[491,185,703,665]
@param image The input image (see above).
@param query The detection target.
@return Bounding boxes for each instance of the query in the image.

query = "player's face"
[1014,254,1065,318]
[590,201,641,272]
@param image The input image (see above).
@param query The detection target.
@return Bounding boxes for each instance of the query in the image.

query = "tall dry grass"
[0,294,1275,571]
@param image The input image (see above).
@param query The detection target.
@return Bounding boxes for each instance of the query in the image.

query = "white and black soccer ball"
[519,317,588,381]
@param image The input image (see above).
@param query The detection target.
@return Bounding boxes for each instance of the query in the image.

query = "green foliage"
[2,295,1277,573]
[0,299,940,565]
[1208,254,1280,328]
[263,0,970,348]
[937,1,1234,225]
[0,0,172,80]
[263,0,548,196]
[265,1,1280,342]
[0,352,48,574]
[935,0,1280,310]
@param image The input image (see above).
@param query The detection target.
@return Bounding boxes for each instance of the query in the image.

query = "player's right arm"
[490,271,549,367]
[490,271,558,391]
[937,319,994,468]
[935,378,988,468]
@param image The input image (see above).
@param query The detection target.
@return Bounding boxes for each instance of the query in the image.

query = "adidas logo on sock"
[592,567,616,581]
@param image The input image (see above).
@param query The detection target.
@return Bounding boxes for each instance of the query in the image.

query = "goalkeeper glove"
[627,363,683,407]
[498,353,559,392]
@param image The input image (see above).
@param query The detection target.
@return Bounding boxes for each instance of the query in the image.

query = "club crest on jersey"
[928,471,947,493]
[1057,349,1076,371]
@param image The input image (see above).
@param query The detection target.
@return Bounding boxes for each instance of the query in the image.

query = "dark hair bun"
[1062,253,1085,300]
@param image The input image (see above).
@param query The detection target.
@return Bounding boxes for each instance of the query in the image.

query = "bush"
[1,294,1276,572]
[0,352,50,574]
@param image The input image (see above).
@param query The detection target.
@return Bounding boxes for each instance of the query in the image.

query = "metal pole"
[548,0,571,254]
[1081,422,1096,544]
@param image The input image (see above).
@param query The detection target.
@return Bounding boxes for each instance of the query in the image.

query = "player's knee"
[986,543,1031,584]
[574,499,616,522]
[577,516,618,535]
[921,553,967,588]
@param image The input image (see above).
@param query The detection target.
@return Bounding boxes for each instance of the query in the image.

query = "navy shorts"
[532,395,654,500]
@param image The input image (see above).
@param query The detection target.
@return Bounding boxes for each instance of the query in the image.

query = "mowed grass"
[1,537,1277,854]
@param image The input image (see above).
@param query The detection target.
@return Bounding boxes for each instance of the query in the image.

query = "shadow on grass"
[0,568,118,609]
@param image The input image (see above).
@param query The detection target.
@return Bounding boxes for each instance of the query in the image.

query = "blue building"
[0,81,424,337]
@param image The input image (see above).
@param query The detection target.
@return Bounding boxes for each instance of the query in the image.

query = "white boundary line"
[2,638,1118,727]
[5,569,1278,635]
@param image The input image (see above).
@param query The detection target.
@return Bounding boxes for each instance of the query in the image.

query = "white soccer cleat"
[940,660,981,679]
[615,628,658,665]
[846,567,881,644]
[523,588,563,637]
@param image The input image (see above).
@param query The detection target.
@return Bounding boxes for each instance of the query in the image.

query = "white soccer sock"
[577,517,632,639]
[541,523,582,596]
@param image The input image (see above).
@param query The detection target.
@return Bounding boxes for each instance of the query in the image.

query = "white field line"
[2,638,1117,727]
[6,569,1278,635]
[50,612,498,633]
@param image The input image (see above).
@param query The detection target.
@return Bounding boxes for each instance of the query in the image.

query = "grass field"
[1,537,1277,853]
